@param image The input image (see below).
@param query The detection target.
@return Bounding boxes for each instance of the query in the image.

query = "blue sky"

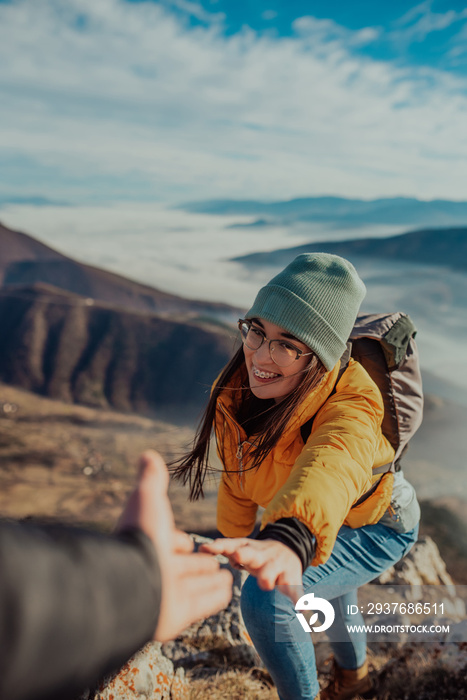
[1,0,467,206]
[148,0,467,73]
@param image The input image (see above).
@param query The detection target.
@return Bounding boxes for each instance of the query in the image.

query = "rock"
[92,533,467,699]
[92,643,189,699]
[434,638,467,673]
[377,536,454,587]
[444,619,467,646]
[375,536,466,625]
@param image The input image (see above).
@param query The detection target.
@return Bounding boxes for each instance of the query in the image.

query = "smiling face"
[243,318,314,402]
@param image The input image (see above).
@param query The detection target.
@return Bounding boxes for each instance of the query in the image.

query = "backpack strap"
[299,342,394,510]
[300,342,352,444]
[351,461,396,509]
[351,479,381,507]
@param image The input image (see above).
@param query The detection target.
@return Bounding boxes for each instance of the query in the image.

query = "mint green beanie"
[245,253,366,371]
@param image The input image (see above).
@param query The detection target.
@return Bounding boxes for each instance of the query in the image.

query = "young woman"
[173,253,420,700]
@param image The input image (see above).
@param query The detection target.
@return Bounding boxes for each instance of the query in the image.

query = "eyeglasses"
[238,319,314,368]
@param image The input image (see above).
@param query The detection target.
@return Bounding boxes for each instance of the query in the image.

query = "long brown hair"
[170,344,327,500]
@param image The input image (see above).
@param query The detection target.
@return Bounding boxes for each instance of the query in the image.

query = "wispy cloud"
[0,0,467,204]
[160,0,225,24]
[448,22,467,63]
[293,16,381,48]
[392,0,467,45]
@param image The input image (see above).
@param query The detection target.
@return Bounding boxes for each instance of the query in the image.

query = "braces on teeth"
[254,369,279,379]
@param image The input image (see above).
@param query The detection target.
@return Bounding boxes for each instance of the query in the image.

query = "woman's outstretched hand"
[200,537,304,604]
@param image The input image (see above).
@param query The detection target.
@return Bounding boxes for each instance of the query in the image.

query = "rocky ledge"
[87,535,467,699]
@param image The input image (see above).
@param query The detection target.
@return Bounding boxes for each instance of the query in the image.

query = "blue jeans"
[240,522,419,700]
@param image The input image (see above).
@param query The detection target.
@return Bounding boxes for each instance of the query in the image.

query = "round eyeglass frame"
[237,319,315,368]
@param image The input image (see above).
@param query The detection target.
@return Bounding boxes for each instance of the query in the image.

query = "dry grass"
[182,645,467,699]
[188,667,279,700]
[3,381,467,700]
[0,382,217,533]
[371,644,467,700]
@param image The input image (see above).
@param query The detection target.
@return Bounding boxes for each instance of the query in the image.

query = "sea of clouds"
[3,202,466,402]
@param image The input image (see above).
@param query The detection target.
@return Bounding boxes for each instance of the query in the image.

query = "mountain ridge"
[231,226,467,272]
[0,221,240,322]
[181,195,467,228]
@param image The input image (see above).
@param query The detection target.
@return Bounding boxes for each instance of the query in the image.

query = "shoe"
[321,659,374,700]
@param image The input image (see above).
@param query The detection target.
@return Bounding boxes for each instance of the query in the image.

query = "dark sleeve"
[256,517,316,571]
[0,519,162,700]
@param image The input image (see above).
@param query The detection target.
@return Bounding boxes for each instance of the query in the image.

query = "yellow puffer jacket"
[215,358,395,566]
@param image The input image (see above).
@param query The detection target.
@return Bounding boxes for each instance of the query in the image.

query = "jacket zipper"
[218,402,253,490]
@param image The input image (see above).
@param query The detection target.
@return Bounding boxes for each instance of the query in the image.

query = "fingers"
[200,540,267,574]
[229,543,268,570]
[200,540,283,576]
[184,566,233,600]
[199,538,251,556]
[255,559,302,591]
[172,552,223,577]
[201,539,303,600]
[117,450,175,548]
[255,559,282,590]
[173,530,194,553]
[154,567,233,642]
[138,450,169,493]
[192,570,233,621]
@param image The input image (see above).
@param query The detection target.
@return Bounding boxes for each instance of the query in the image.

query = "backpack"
[300,312,424,491]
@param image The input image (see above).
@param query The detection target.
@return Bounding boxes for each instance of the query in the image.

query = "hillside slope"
[0,221,65,281]
[0,284,234,415]
[0,221,239,321]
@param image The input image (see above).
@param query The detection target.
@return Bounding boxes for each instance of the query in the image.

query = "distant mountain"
[232,227,467,272]
[0,221,240,323]
[0,284,234,415]
[180,196,467,229]
[0,196,67,207]
[226,218,274,229]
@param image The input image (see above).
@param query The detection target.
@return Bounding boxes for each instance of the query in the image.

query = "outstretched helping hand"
[200,537,304,605]
[118,450,233,642]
